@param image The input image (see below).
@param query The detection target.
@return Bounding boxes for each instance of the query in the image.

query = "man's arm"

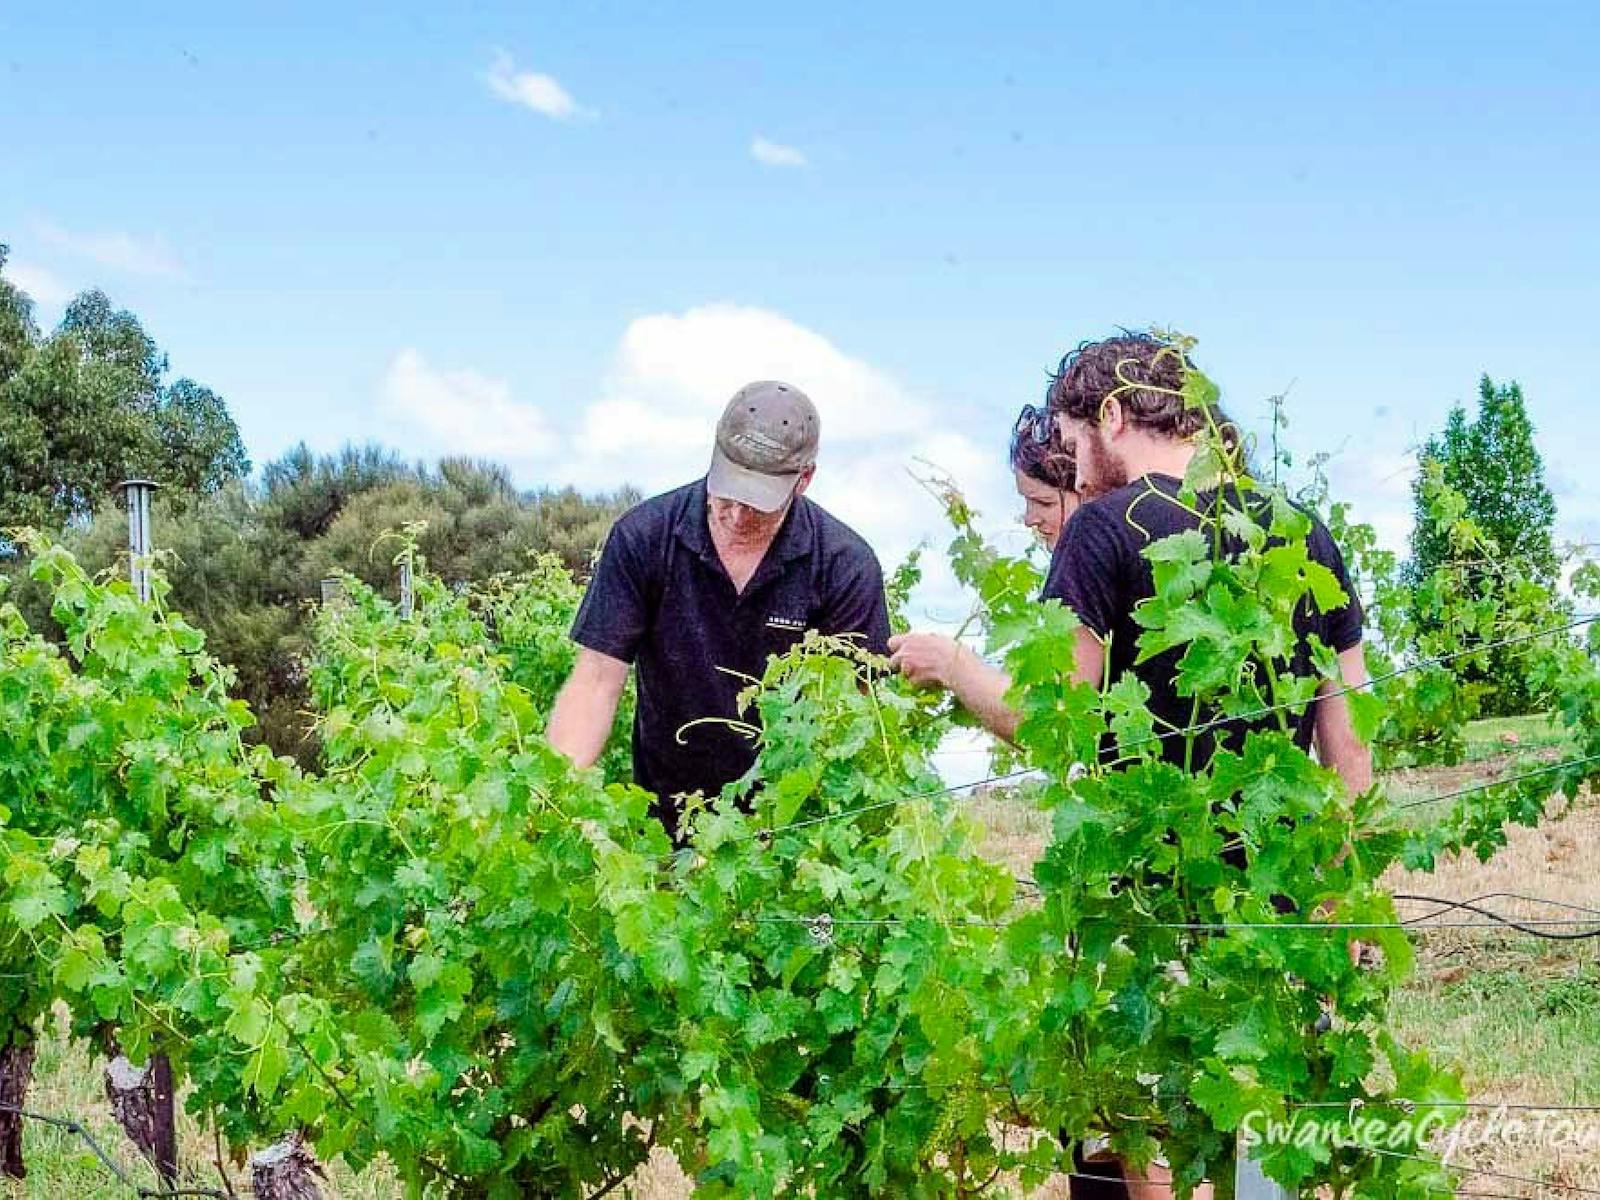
[1314,643,1375,963]
[889,633,1021,742]
[1070,625,1105,689]
[888,625,1105,743]
[558,512,652,768]
[547,648,630,769]
[1313,643,1373,797]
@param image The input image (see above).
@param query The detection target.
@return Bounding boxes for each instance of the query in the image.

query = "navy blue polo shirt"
[570,478,891,833]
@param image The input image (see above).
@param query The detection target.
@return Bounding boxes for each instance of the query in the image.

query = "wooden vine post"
[104,1054,179,1186]
[0,1038,36,1178]
[104,480,181,1190]
[251,1133,324,1200]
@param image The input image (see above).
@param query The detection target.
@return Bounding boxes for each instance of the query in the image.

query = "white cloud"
[484,51,590,120]
[1321,445,1417,555]
[34,220,188,281]
[377,305,1021,637]
[750,136,808,169]
[380,348,558,463]
[583,304,923,457]
[549,303,1016,625]
[6,260,73,308]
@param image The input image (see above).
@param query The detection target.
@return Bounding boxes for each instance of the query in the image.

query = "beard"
[1076,428,1131,500]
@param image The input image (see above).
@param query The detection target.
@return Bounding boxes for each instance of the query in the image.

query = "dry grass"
[9,749,1597,1198]
[1380,799,1600,1197]
[1,1004,395,1199]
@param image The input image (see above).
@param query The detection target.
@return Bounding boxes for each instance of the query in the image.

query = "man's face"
[1063,417,1129,500]
[706,464,813,544]
[708,493,791,542]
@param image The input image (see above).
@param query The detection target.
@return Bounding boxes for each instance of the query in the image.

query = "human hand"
[887,632,963,689]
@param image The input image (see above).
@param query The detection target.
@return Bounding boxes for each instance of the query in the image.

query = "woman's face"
[1014,468,1080,551]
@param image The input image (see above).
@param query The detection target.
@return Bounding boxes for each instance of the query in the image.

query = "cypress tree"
[1406,376,1561,714]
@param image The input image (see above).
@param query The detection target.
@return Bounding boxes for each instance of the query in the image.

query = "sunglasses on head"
[1013,403,1055,447]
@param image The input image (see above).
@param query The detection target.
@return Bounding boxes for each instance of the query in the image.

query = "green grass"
[1390,954,1600,1102]
[4,1011,397,1199]
[1462,711,1571,761]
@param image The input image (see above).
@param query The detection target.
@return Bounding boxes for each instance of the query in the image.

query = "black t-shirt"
[1042,473,1363,768]
[571,479,891,833]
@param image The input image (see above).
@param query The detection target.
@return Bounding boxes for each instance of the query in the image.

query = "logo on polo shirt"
[766,614,807,633]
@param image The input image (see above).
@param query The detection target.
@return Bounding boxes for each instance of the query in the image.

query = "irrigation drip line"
[0,1102,229,1199]
[1396,892,1600,919]
[1393,892,1600,940]
[1393,753,1600,812]
[754,882,1600,941]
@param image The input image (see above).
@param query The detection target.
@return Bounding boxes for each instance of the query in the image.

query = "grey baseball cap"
[706,381,820,512]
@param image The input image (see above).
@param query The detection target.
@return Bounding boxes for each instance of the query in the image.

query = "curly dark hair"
[1046,331,1213,440]
[1009,413,1077,491]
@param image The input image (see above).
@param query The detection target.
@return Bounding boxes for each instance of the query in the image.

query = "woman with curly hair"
[1010,401,1081,551]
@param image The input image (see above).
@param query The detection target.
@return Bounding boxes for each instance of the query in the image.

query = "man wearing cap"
[547,380,892,839]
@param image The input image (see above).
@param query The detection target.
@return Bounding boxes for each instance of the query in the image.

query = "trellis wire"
[1109,612,1599,760]
[1393,753,1600,811]
[1364,1143,1600,1197]
[730,741,1600,857]
[1293,1101,1600,1113]
[0,1102,229,1199]
[753,913,1600,937]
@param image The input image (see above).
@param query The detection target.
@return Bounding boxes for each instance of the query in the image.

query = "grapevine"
[2,338,1598,1197]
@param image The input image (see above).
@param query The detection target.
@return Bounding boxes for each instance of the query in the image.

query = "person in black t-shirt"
[1043,333,1371,791]
[548,380,891,839]
[892,333,1371,797]
[1043,474,1363,769]
[893,332,1369,1197]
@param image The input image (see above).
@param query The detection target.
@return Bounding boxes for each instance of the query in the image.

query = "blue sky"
[4,0,1598,584]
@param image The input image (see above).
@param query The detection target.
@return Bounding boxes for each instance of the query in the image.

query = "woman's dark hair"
[1009,405,1077,491]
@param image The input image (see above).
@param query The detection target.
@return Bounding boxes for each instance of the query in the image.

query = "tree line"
[0,246,637,760]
